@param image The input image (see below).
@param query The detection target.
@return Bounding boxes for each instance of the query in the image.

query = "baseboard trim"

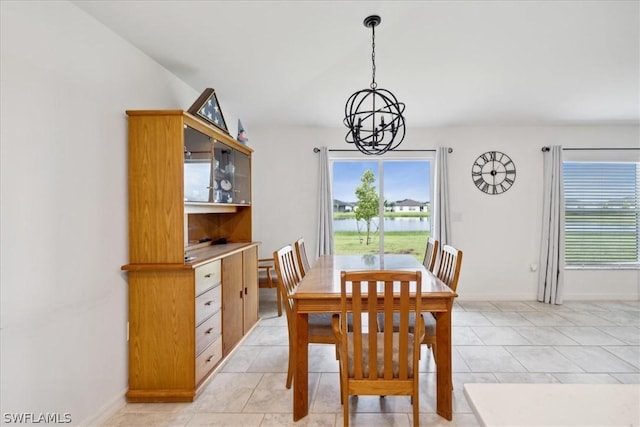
[77,390,127,426]
[457,294,639,301]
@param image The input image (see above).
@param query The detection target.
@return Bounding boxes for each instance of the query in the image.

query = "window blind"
[564,162,640,266]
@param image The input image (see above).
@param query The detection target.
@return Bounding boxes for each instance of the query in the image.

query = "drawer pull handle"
[206,355,214,362]
[205,328,214,334]
[204,300,213,306]
[204,273,212,278]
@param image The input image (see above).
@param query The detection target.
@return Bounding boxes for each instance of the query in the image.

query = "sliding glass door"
[332,158,432,261]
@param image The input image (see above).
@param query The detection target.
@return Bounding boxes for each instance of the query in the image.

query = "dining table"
[291,253,458,421]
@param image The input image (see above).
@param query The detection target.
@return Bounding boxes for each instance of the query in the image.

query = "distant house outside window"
[564,161,640,267]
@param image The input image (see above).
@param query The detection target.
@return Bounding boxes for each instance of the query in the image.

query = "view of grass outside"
[334,229,429,262]
[334,212,430,262]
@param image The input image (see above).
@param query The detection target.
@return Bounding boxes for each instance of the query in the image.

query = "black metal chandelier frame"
[343,15,406,155]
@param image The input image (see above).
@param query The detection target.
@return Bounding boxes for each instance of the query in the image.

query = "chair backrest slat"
[398,283,410,379]
[367,280,378,379]
[351,279,363,378]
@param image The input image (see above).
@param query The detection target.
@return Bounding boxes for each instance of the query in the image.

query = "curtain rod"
[313,147,453,153]
[541,146,640,152]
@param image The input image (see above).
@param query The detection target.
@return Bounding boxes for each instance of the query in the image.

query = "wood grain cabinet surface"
[122,110,259,402]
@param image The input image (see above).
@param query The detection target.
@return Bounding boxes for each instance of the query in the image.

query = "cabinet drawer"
[195,260,221,296]
[195,285,221,326]
[195,311,221,356]
[195,337,222,384]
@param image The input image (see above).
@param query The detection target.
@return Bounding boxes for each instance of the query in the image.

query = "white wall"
[251,125,640,301]
[0,1,637,425]
[0,2,197,424]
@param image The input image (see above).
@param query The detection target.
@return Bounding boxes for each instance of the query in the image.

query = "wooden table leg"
[293,310,309,421]
[435,307,453,420]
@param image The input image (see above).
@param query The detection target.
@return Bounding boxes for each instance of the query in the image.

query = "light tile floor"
[103,291,639,426]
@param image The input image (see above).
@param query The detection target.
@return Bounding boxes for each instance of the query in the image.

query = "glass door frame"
[330,150,435,256]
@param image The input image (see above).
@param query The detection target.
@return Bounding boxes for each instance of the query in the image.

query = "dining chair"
[332,270,424,427]
[273,245,336,389]
[294,237,311,278]
[424,244,463,361]
[378,244,462,362]
[258,257,282,316]
[422,237,439,273]
[434,244,463,292]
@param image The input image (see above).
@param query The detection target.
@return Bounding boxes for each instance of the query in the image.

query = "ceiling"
[73,0,639,129]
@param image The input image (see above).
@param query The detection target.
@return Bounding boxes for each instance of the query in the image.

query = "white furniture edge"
[464,383,640,427]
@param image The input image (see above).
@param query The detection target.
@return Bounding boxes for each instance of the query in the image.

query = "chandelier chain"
[370,24,377,89]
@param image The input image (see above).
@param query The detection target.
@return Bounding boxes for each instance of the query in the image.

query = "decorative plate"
[220,179,232,191]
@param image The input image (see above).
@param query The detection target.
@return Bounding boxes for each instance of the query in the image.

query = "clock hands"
[492,162,497,188]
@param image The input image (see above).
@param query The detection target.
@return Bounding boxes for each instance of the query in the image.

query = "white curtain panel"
[317,146,334,256]
[538,145,565,304]
[433,147,451,247]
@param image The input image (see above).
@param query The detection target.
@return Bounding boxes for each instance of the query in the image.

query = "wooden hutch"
[122,110,259,402]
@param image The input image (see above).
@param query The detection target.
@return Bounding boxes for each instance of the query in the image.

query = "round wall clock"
[471,151,516,195]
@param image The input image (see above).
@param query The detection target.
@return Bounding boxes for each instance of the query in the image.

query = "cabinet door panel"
[222,252,243,355]
[184,125,214,203]
[127,115,185,263]
[243,246,259,333]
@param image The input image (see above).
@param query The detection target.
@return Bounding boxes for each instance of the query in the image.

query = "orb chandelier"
[344,15,406,155]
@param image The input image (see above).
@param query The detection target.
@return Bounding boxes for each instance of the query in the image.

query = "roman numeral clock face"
[471,151,516,195]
